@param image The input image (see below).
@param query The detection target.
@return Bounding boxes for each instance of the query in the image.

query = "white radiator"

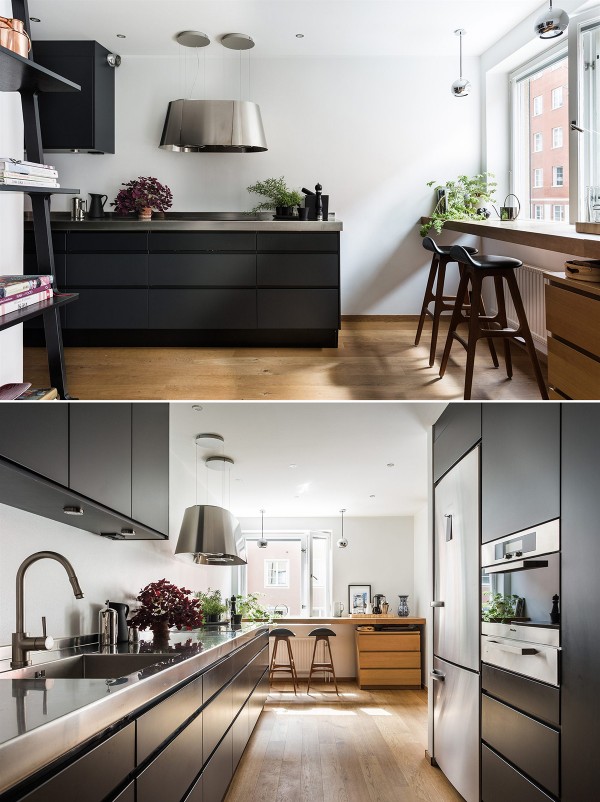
[505,263,548,354]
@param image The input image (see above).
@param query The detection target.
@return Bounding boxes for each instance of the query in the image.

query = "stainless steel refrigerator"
[431,445,480,802]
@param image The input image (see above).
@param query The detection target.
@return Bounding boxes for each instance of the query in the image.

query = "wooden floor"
[225,682,463,802]
[23,318,547,401]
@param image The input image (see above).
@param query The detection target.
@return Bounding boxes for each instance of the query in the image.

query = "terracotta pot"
[151,621,170,645]
[138,206,152,220]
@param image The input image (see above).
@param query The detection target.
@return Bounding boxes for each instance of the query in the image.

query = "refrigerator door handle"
[487,639,538,656]
[431,601,445,607]
[430,670,446,681]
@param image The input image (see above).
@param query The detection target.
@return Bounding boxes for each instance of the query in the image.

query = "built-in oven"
[481,519,559,574]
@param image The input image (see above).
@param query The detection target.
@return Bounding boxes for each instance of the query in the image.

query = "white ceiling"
[169,402,446,518]
[29,1,545,58]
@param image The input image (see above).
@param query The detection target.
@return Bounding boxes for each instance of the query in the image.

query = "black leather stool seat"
[449,245,522,270]
[308,627,336,638]
[269,628,295,638]
[423,236,478,257]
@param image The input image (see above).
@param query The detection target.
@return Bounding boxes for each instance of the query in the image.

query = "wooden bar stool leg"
[428,257,447,367]
[306,637,319,695]
[326,637,339,695]
[506,272,549,400]
[477,287,500,368]
[286,638,298,695]
[493,275,512,378]
[415,253,439,346]
[268,637,280,682]
[439,269,470,378]
[464,271,483,401]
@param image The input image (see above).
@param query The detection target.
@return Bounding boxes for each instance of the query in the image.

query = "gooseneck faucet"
[11,551,84,669]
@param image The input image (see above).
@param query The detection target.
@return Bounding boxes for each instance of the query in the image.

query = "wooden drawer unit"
[545,273,600,398]
[355,629,422,689]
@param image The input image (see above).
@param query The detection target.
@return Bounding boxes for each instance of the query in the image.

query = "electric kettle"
[88,193,108,219]
[108,602,130,643]
[372,594,386,615]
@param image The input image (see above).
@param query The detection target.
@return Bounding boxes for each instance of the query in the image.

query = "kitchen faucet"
[11,551,84,669]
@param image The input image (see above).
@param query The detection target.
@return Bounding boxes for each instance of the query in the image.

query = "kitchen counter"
[0,624,267,796]
[276,616,425,625]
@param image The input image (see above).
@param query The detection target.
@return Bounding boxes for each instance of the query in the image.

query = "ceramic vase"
[151,620,170,646]
[398,595,410,617]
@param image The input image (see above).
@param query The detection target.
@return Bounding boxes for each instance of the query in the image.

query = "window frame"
[533,167,544,188]
[534,204,544,219]
[264,558,290,588]
[553,204,565,221]
[533,131,543,152]
[533,94,543,115]
[552,85,563,109]
[552,126,563,149]
[553,165,564,187]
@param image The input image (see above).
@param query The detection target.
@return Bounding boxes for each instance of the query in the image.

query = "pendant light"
[534,0,569,39]
[257,509,268,549]
[451,29,471,98]
[337,509,348,549]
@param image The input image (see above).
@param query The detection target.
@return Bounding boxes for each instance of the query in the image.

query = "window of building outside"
[553,205,565,221]
[511,49,568,220]
[265,559,289,587]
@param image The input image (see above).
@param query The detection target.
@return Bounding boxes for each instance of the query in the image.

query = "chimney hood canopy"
[176,504,247,565]
[159,99,267,153]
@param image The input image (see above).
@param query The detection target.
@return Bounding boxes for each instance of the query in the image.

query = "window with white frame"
[264,559,289,587]
[552,127,563,148]
[553,205,565,221]
[533,168,543,188]
[534,204,544,219]
[552,86,563,109]
[533,132,543,152]
[533,94,543,115]
[553,166,564,187]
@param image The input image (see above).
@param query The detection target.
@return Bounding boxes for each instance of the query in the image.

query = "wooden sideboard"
[354,627,423,689]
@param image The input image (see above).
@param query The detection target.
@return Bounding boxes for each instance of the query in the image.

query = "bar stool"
[306,627,339,695]
[439,245,548,400]
[415,237,499,368]
[269,628,299,694]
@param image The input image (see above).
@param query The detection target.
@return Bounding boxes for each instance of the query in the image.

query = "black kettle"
[88,193,108,219]
[108,602,130,643]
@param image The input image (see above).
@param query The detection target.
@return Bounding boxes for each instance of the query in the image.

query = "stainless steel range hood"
[159,99,267,153]
[175,504,247,565]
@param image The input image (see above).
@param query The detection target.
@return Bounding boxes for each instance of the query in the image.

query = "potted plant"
[196,588,228,623]
[129,578,203,644]
[234,592,268,622]
[482,593,522,623]
[112,175,173,220]
[420,172,496,237]
[247,176,303,217]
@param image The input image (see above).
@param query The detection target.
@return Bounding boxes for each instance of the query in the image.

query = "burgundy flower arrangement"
[112,176,173,220]
[129,578,203,632]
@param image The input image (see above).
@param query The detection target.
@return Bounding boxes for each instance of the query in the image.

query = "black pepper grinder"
[550,594,560,624]
[230,595,237,616]
[315,183,323,221]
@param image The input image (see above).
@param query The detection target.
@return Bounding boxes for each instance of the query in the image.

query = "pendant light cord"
[459,31,463,80]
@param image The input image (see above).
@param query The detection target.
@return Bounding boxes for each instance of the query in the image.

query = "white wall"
[46,53,482,315]
[0,0,24,384]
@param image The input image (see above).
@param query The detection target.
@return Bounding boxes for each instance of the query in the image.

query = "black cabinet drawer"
[23,253,66,288]
[482,744,554,802]
[203,657,234,704]
[149,289,256,329]
[257,289,339,329]
[66,254,148,286]
[149,232,255,252]
[482,694,559,796]
[68,232,148,252]
[248,669,269,733]
[203,684,233,761]
[24,231,66,253]
[19,723,135,802]
[201,728,233,802]
[136,712,202,802]
[257,254,338,287]
[66,289,148,329]
[137,674,203,764]
[482,664,559,727]
[257,232,338,252]
[149,254,256,286]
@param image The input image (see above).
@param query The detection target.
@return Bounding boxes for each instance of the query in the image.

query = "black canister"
[109,602,130,642]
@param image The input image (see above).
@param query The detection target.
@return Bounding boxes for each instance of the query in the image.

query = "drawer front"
[20,723,135,802]
[357,633,420,652]
[203,656,234,703]
[257,232,338,252]
[359,668,421,685]
[68,232,148,252]
[548,336,600,399]
[482,664,559,727]
[66,289,148,329]
[232,702,250,770]
[23,254,67,288]
[136,713,202,802]
[149,232,255,252]
[203,684,233,760]
[66,254,148,287]
[137,674,203,764]
[482,694,559,796]
[481,635,559,687]
[248,670,269,732]
[231,667,252,717]
[231,633,268,676]
[24,230,66,253]
[359,651,420,669]
[257,254,338,287]
[149,254,256,286]
[482,744,554,802]
[201,728,233,802]
[546,283,600,356]
[257,289,338,329]
[149,289,256,329]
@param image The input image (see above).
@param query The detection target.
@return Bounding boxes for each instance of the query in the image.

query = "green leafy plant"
[196,588,228,617]
[247,176,303,211]
[234,593,268,620]
[482,593,521,623]
[420,172,497,237]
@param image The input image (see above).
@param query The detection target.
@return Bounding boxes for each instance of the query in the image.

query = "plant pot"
[275,205,295,217]
[151,621,170,646]
[205,613,222,624]
[138,206,152,220]
[232,614,243,627]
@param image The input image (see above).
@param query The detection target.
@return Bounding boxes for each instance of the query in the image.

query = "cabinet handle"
[430,670,445,682]
[430,601,445,608]
[487,640,538,656]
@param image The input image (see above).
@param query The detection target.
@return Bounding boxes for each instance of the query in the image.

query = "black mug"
[88,193,108,219]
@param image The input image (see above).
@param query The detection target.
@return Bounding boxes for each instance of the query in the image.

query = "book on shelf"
[0,158,56,172]
[15,387,59,401]
[0,165,58,178]
[0,382,32,400]
[0,287,53,316]
[0,275,53,298]
[0,283,55,307]
[0,177,59,188]
[0,170,59,182]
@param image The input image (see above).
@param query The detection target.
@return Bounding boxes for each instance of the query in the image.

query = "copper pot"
[0,17,31,58]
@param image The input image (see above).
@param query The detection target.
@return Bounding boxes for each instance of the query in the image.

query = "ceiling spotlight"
[195,433,225,449]
[451,29,471,98]
[205,456,234,471]
[288,464,298,469]
[386,463,395,468]
[116,34,126,39]
[296,34,304,38]
[369,495,376,499]
[337,508,348,549]
[192,405,203,412]
[63,505,84,516]
[258,508,268,548]
[534,0,569,39]
[30,17,40,22]
[107,53,121,68]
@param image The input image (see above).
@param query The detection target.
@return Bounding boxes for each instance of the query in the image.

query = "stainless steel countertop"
[24,212,343,232]
[0,624,267,795]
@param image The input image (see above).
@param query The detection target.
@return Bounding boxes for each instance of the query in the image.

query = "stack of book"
[0,158,59,189]
[0,275,54,317]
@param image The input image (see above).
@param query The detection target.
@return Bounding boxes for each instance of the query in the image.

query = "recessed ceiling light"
[369,495,376,499]
[288,463,297,469]
[116,34,127,39]
[386,463,395,468]
[30,17,41,22]
[63,505,84,515]
[192,404,203,412]
[296,34,304,38]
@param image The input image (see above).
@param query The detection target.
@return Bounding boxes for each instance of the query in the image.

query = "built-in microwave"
[481,519,559,574]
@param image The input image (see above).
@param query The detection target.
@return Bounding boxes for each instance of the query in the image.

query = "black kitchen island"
[24,214,343,348]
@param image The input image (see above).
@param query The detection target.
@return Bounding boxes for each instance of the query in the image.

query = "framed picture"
[348,584,371,614]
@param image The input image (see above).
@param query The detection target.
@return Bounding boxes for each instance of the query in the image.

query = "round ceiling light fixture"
[175,30,210,48]
[534,0,569,39]
[116,34,126,39]
[195,433,225,449]
[451,29,471,98]
[337,508,348,549]
[221,33,255,50]
[295,33,304,38]
[205,455,234,471]
[192,404,203,412]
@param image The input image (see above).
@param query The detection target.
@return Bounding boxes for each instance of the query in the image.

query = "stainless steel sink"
[0,653,168,680]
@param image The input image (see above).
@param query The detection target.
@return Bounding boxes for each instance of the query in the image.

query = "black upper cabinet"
[32,41,115,153]
[481,404,560,543]
[0,406,69,485]
[433,403,481,483]
[69,404,132,517]
[561,404,600,802]
[132,404,169,534]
